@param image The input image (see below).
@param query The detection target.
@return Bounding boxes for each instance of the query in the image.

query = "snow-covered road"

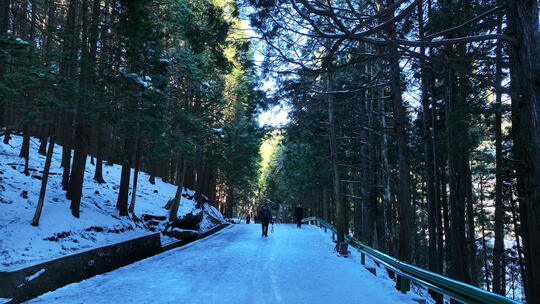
[26,224,419,304]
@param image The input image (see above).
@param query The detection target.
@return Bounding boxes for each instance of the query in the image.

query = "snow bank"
[0,135,225,271]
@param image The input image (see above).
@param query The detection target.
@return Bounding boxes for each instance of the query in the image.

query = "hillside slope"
[0,135,225,271]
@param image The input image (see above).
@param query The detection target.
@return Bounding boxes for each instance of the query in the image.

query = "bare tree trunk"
[116,138,133,216]
[379,91,392,254]
[31,135,56,226]
[439,165,450,272]
[359,89,374,245]
[0,0,8,34]
[195,147,205,193]
[510,197,526,295]
[128,138,141,214]
[60,0,78,191]
[38,0,56,155]
[149,162,156,184]
[492,15,505,295]
[368,140,378,247]
[353,171,362,239]
[38,126,48,155]
[327,71,345,244]
[69,121,89,218]
[42,0,55,67]
[174,158,181,186]
[0,0,6,132]
[201,167,212,199]
[18,1,33,176]
[210,173,218,203]
[377,0,411,262]
[446,57,470,283]
[322,185,329,222]
[466,161,477,285]
[507,0,540,301]
[69,0,90,218]
[501,252,507,296]
[226,186,234,219]
[161,159,169,183]
[0,1,8,103]
[478,176,491,291]
[169,157,187,222]
[418,1,437,272]
[431,73,444,274]
[90,0,105,185]
[93,127,105,183]
[389,44,411,263]
[19,131,30,176]
[60,116,73,190]
[0,0,6,131]
[481,217,491,291]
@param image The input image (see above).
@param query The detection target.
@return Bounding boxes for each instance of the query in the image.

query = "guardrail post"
[400,276,410,294]
[361,253,365,265]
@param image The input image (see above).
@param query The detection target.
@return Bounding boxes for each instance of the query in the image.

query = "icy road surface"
[26,224,420,304]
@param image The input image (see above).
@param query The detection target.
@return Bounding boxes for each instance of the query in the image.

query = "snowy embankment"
[0,135,225,271]
[25,224,431,304]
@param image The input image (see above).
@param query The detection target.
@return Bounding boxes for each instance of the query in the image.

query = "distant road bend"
[27,224,420,304]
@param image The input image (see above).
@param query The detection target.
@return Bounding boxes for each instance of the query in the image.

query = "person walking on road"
[259,203,273,237]
[295,204,304,228]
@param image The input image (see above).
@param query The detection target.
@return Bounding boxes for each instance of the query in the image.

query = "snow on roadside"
[0,135,225,271]
[314,226,437,304]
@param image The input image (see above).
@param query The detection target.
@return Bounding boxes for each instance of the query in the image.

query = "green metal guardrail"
[302,216,521,304]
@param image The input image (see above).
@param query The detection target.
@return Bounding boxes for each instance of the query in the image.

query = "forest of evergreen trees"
[1,0,539,303]
[0,0,264,227]
[249,0,539,302]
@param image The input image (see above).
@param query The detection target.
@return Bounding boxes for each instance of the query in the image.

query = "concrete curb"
[1,223,230,303]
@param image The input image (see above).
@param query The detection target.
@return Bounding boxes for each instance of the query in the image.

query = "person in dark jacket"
[295,204,304,228]
[259,203,273,237]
